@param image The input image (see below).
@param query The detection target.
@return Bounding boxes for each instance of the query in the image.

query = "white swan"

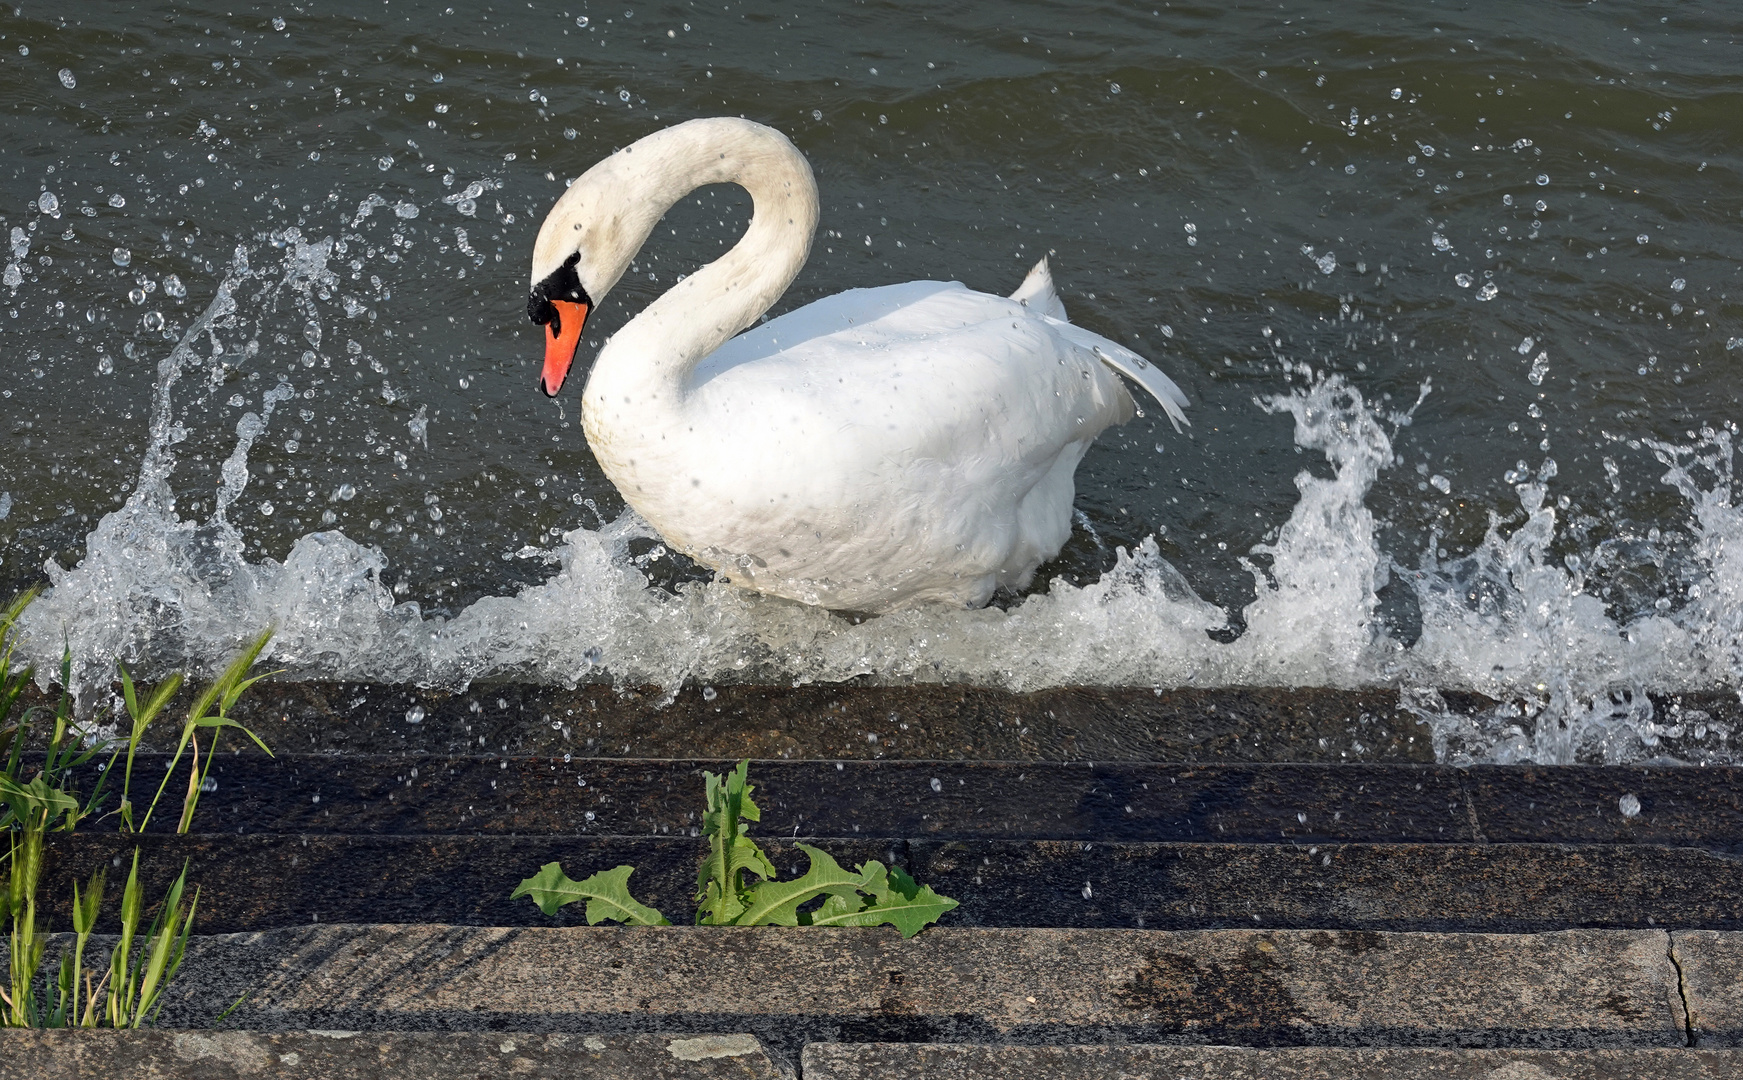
[527,117,1188,613]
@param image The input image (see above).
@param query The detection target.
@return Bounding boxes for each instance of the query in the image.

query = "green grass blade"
[129,865,189,1027]
[106,850,144,1028]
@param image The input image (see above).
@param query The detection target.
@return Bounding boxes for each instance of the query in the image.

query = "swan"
[527,117,1188,613]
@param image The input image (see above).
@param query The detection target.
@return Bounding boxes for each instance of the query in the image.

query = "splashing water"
[11,233,1743,765]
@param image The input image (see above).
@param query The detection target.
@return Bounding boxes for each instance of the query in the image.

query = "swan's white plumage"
[534,117,1189,612]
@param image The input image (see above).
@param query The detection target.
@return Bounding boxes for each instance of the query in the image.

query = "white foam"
[15,236,1743,764]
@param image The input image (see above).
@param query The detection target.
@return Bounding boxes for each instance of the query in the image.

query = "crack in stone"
[1668,932,1696,1047]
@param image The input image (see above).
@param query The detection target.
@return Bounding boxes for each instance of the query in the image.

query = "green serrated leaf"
[737,843,874,927]
[511,862,669,925]
[810,863,959,938]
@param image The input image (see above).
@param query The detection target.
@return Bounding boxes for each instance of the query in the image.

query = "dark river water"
[1,2,1741,763]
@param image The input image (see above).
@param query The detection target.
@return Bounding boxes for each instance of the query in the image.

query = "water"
[2,4,1742,764]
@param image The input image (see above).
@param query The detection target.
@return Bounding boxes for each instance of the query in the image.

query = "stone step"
[206,682,1444,762]
[71,926,1742,1067]
[13,1033,1743,1080]
[38,833,1743,935]
[0,1030,791,1079]
[81,756,1743,848]
[31,681,1743,765]
[803,1044,1743,1079]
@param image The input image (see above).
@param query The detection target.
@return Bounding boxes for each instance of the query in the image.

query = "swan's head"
[527,147,658,397]
[527,251,593,397]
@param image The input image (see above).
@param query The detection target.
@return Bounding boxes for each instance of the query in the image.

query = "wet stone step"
[37,833,1743,935]
[113,682,1448,761]
[80,756,1743,849]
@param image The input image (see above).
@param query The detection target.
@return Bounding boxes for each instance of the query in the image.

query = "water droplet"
[1476,282,1499,300]
[1536,173,1550,186]
[1534,199,1547,212]
[377,155,394,171]
[619,88,632,102]
[2,264,20,288]
[1390,87,1402,99]
[301,350,318,368]
[929,777,943,793]
[1618,793,1641,818]
[576,14,589,26]
[259,501,274,516]
[112,247,131,267]
[811,109,822,121]
[1109,82,1121,94]
[1344,163,1356,174]
[303,320,322,347]
[406,705,425,724]
[1454,273,1473,288]
[97,354,113,375]
[272,16,286,31]
[57,68,75,90]
[702,685,717,701]
[37,191,59,217]
[163,274,185,299]
[1637,233,1649,245]
[394,201,419,219]
[455,198,476,216]
[142,311,165,331]
[128,287,146,305]
[1430,474,1451,493]
[1315,252,1337,275]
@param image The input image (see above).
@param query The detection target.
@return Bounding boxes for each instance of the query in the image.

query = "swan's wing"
[693,280,981,384]
[1042,316,1191,432]
[1008,258,1068,321]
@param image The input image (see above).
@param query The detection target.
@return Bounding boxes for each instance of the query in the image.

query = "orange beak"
[539,299,589,397]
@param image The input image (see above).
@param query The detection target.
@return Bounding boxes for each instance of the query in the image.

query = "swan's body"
[528,118,1187,612]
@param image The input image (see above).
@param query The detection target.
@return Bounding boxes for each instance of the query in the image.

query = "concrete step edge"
[17,923,1734,1064]
[0,1030,793,1080]
[803,1044,1743,1080]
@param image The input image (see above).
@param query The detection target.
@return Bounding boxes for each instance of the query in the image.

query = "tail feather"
[1043,316,1191,433]
[1009,258,1069,322]
[1014,257,1190,432]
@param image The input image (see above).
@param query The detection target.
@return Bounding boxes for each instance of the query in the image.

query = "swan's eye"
[528,252,589,327]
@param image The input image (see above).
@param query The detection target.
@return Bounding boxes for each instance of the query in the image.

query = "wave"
[15,234,1743,765]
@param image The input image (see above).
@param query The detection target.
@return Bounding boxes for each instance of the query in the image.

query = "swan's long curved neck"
[550,119,818,424]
